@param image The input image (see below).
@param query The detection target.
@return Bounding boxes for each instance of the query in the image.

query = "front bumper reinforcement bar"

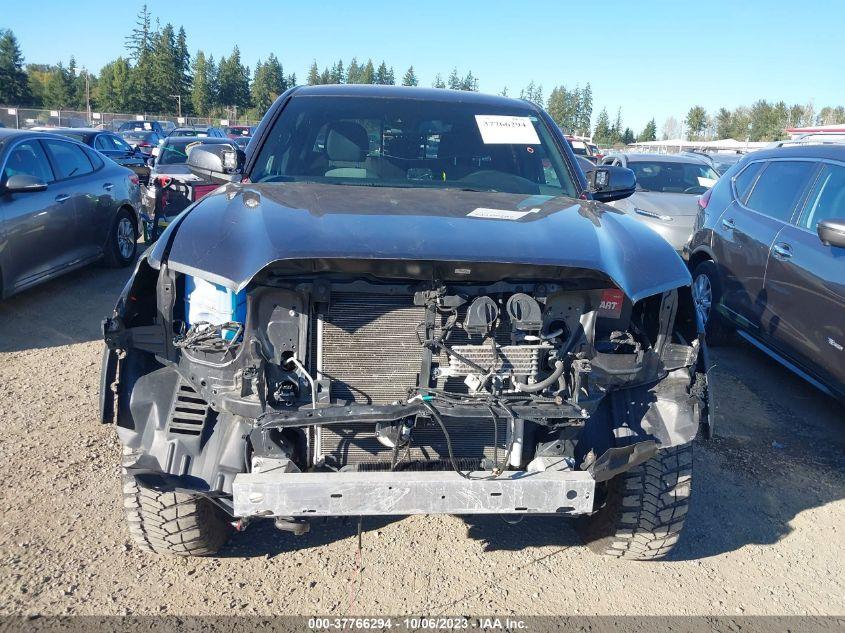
[233,468,596,517]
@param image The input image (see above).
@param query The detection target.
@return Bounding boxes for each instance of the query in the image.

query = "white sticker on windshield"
[697,176,717,188]
[468,207,541,220]
[475,115,540,145]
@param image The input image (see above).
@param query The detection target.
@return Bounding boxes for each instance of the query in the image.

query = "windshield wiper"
[324,181,396,187]
[440,186,494,193]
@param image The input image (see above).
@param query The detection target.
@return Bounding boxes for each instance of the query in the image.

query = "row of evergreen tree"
[0,9,593,132]
[683,101,845,143]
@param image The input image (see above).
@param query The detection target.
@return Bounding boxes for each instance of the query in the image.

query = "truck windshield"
[250,95,578,197]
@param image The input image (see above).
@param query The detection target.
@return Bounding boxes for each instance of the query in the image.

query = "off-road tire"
[121,458,232,556]
[103,208,137,268]
[578,443,693,560]
[692,260,732,345]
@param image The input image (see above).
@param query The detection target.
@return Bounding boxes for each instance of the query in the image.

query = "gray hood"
[150,182,691,303]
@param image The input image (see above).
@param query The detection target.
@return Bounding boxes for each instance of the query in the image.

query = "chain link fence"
[0,106,260,131]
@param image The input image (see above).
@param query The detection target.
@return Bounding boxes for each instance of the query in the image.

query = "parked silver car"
[0,130,141,298]
[601,153,720,252]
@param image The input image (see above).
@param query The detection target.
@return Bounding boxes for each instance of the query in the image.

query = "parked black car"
[0,129,141,298]
[120,130,164,156]
[168,126,227,139]
[688,144,845,400]
[682,151,744,175]
[102,85,710,561]
[49,128,151,184]
[232,136,251,151]
[118,120,166,136]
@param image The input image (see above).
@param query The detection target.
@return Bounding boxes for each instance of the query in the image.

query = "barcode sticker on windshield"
[468,207,541,220]
[475,115,540,145]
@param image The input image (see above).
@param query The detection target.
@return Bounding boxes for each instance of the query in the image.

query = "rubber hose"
[514,359,565,393]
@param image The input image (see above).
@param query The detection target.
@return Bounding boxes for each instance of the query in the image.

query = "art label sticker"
[598,289,625,318]
[475,115,540,145]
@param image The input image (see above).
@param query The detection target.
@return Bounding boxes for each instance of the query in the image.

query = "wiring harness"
[173,321,243,353]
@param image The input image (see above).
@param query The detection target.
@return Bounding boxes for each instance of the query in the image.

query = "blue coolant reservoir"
[184,276,247,339]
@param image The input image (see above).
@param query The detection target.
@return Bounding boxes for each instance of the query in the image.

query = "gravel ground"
[0,262,843,616]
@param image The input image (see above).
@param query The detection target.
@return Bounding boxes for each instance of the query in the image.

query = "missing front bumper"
[233,467,596,517]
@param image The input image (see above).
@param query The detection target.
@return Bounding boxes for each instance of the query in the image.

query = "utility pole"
[83,69,91,124]
[170,94,182,118]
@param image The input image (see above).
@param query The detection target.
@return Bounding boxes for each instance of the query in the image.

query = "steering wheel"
[460,170,540,194]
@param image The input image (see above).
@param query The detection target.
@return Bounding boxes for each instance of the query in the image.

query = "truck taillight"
[698,188,713,210]
[129,174,139,185]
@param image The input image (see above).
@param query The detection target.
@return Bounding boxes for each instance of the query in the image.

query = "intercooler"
[314,293,508,467]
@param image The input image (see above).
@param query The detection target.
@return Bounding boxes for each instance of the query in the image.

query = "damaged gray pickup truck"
[101,85,712,560]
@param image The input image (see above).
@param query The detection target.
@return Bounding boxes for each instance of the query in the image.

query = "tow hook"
[231,518,252,532]
[274,516,311,536]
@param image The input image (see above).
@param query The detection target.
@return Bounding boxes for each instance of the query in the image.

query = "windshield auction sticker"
[475,115,541,144]
[468,207,541,220]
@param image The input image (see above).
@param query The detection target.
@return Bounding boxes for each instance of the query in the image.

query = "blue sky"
[7,0,845,131]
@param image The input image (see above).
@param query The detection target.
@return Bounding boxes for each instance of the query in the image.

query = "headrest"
[326,121,368,163]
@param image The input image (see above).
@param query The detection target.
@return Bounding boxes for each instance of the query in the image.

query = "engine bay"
[104,257,707,499]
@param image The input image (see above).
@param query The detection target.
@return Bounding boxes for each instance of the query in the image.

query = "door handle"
[721,218,736,230]
[772,242,793,260]
[102,182,114,191]
[54,194,70,203]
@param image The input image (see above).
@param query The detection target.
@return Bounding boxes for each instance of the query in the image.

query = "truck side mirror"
[588,166,636,203]
[186,145,246,184]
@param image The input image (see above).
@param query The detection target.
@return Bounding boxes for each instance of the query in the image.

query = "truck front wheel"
[121,455,232,556]
[578,443,693,560]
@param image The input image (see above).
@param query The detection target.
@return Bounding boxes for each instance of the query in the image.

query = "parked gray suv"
[687,144,845,401]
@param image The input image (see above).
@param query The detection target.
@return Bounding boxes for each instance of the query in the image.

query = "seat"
[367,133,418,180]
[324,121,371,178]
[6,147,43,180]
[437,131,479,181]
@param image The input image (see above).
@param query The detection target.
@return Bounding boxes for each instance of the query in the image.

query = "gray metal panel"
[233,469,595,516]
